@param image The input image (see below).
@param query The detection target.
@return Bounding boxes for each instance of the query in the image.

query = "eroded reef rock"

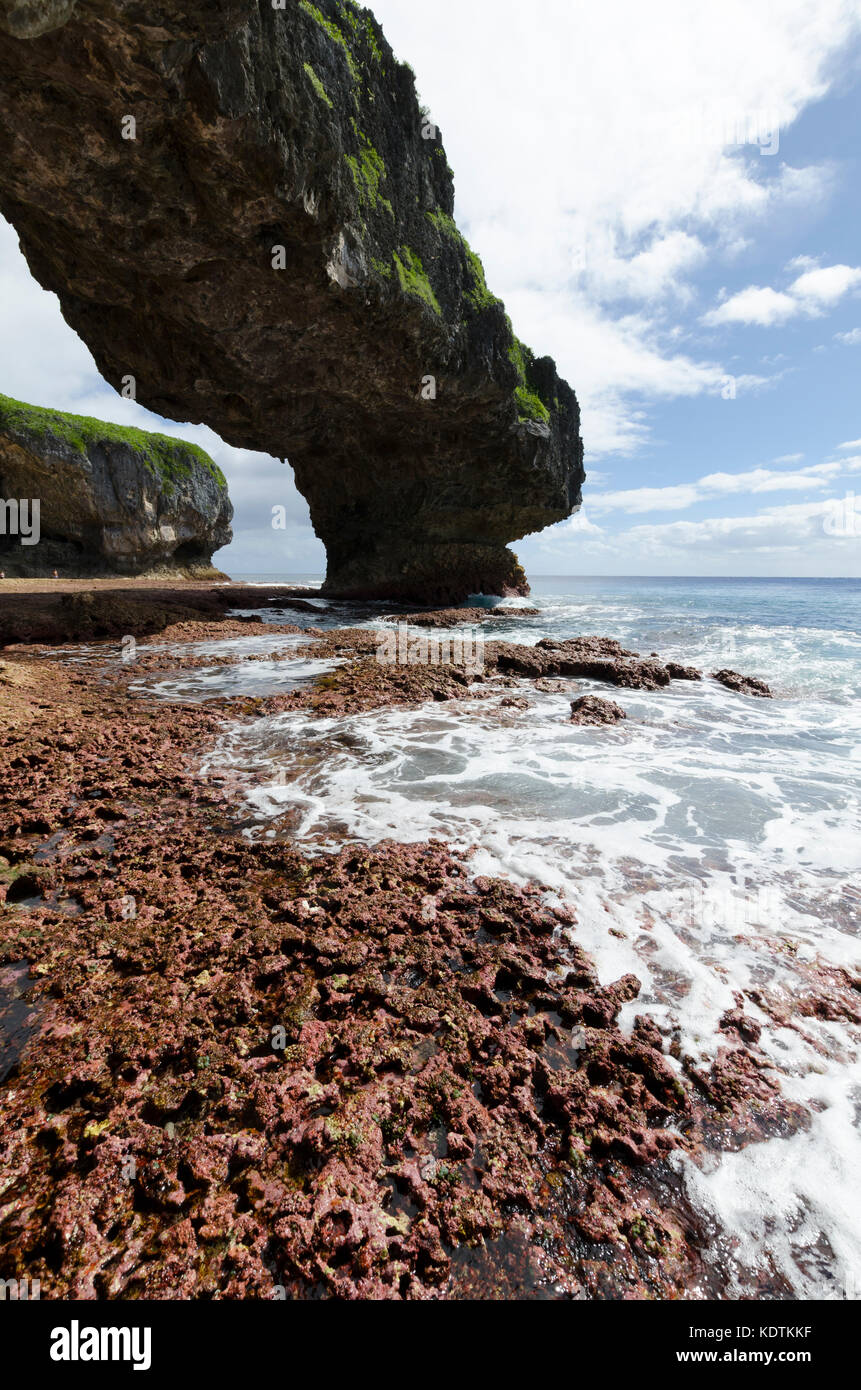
[569,694,627,726]
[0,0,585,602]
[712,668,773,699]
[0,394,232,576]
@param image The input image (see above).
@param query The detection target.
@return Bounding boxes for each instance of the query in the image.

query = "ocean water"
[193,575,861,1299]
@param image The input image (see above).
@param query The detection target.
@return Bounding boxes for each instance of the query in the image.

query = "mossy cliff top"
[0,393,226,491]
[0,392,232,577]
[0,0,584,602]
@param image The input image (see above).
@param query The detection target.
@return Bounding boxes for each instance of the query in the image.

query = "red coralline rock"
[0,631,811,1299]
[719,1007,762,1044]
[488,637,672,690]
[570,695,627,726]
[534,678,572,693]
[711,669,773,698]
[632,1014,665,1051]
[384,608,540,628]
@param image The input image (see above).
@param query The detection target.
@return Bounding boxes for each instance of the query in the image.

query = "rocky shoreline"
[2,586,846,1300]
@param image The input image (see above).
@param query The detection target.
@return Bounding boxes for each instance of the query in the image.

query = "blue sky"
[2,0,861,578]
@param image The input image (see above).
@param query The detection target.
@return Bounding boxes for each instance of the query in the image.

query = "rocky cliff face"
[0,394,233,576]
[0,0,585,602]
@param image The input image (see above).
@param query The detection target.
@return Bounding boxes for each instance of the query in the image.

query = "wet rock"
[534,678,572,693]
[384,607,539,628]
[719,1008,762,1044]
[488,637,671,690]
[666,663,702,681]
[569,695,627,726]
[711,669,773,698]
[385,608,490,628]
[0,635,803,1300]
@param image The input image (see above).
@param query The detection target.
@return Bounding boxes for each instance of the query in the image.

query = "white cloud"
[588,458,860,515]
[703,262,861,327]
[703,286,801,327]
[0,219,97,403]
[572,229,708,303]
[622,498,853,553]
[526,495,861,576]
[838,438,861,450]
[789,263,861,305]
[564,509,604,536]
[835,328,861,345]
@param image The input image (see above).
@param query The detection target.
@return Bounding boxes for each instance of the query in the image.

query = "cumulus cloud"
[530,496,861,577]
[789,263,861,305]
[622,497,856,554]
[703,286,800,327]
[703,261,861,327]
[588,458,861,515]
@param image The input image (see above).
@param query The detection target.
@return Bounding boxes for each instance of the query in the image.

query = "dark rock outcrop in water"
[569,694,627,726]
[0,0,585,603]
[666,662,702,682]
[711,669,773,699]
[0,394,232,576]
[488,636,673,690]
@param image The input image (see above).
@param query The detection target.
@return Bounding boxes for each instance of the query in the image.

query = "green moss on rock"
[0,392,226,490]
[514,386,551,425]
[303,62,333,108]
[346,124,393,217]
[506,334,551,425]
[426,210,500,313]
[424,211,549,422]
[393,247,441,316]
[299,0,359,82]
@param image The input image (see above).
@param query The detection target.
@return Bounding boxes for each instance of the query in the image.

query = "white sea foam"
[133,654,342,702]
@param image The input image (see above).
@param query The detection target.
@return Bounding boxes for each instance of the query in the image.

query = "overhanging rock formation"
[0,0,585,603]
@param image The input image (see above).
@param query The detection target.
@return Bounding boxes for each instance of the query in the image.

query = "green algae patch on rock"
[392,247,441,315]
[303,61,334,109]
